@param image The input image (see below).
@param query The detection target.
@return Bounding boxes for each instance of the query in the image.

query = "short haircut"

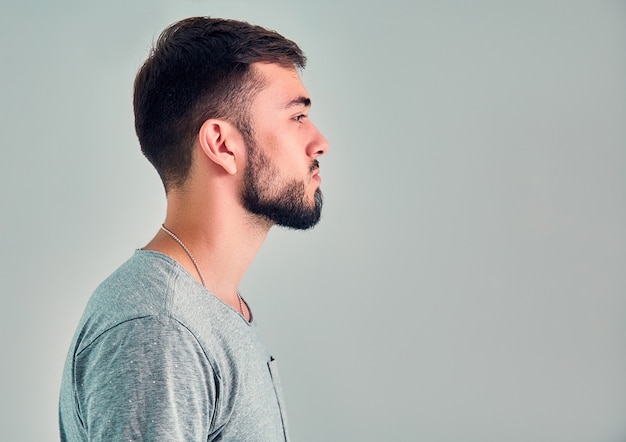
[133,17,306,191]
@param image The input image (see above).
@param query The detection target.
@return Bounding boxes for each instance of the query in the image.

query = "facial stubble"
[241,132,323,230]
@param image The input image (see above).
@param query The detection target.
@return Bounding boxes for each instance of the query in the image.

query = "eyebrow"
[284,96,311,109]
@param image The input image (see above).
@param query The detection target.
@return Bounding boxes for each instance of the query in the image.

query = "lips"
[310,160,320,182]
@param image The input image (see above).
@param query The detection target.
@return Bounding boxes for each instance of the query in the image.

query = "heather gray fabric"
[59,250,289,441]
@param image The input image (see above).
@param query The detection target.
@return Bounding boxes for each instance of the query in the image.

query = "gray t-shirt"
[59,250,289,441]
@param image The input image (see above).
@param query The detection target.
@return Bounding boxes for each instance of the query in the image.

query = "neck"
[143,185,270,312]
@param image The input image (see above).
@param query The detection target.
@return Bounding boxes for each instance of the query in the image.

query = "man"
[59,17,328,441]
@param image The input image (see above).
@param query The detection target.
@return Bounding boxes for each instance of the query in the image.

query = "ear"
[197,119,242,175]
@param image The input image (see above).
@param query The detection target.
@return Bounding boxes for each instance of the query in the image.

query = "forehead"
[251,62,309,109]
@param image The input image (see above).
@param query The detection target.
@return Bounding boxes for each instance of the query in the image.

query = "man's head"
[133,17,306,191]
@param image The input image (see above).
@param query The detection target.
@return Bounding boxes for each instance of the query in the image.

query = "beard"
[241,133,323,230]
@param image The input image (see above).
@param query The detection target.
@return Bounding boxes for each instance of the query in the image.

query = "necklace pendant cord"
[160,224,247,319]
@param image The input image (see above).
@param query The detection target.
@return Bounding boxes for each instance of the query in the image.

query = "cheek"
[256,127,309,176]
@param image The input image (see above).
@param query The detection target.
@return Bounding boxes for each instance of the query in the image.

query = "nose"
[308,124,330,158]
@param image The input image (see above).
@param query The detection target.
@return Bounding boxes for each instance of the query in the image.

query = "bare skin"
[143,62,329,321]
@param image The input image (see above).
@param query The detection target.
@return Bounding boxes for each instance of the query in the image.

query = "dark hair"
[133,17,306,191]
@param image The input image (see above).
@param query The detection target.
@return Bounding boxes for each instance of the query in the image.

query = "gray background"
[1,1,625,440]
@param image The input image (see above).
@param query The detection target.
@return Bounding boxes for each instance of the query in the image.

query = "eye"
[294,114,307,123]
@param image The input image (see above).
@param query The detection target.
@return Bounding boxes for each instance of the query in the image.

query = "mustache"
[309,160,320,173]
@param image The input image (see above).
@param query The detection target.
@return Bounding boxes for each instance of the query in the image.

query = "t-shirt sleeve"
[73,316,217,440]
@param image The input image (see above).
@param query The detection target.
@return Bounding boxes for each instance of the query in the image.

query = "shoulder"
[94,250,178,304]
[72,251,187,354]
[71,316,218,439]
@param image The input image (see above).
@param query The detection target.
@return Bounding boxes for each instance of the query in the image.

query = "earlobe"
[198,119,239,175]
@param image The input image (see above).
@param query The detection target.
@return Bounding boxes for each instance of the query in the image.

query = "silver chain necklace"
[160,224,246,318]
